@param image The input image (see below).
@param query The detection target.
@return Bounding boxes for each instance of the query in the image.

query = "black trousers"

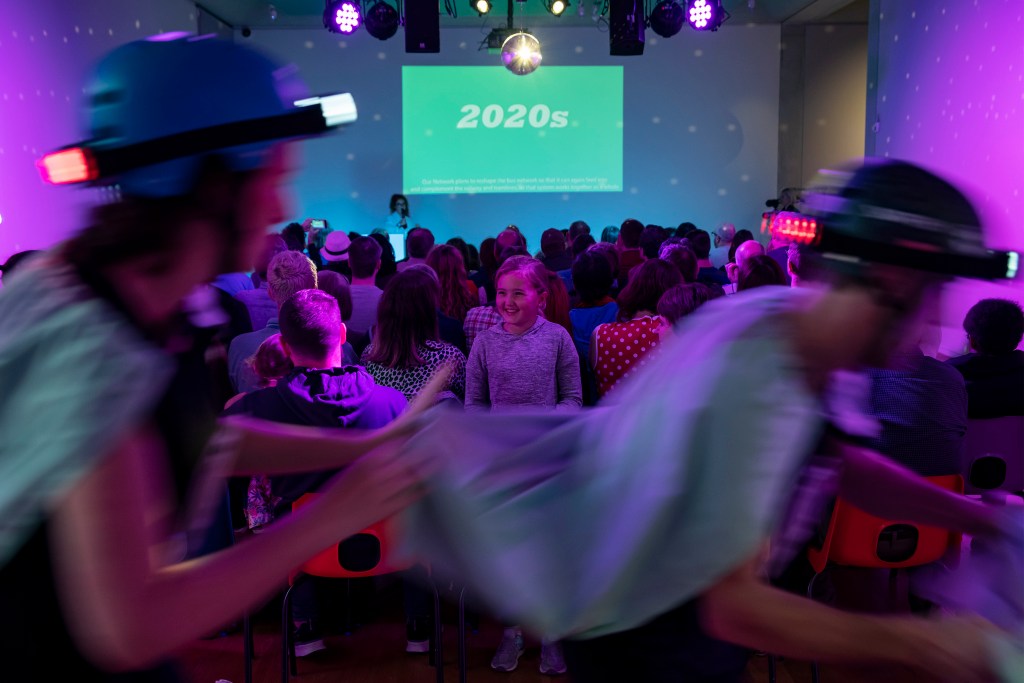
[562,598,749,683]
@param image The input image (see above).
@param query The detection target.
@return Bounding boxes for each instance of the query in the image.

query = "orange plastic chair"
[239,493,443,683]
[801,474,964,683]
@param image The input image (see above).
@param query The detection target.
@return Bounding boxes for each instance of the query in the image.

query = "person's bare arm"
[49,427,426,672]
[224,366,449,476]
[837,442,999,537]
[700,553,997,683]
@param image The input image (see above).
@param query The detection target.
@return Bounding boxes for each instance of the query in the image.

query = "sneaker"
[539,639,567,675]
[406,617,431,654]
[292,623,326,658]
[490,630,525,672]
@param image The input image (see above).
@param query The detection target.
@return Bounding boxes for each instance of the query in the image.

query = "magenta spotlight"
[686,0,725,31]
[324,0,361,34]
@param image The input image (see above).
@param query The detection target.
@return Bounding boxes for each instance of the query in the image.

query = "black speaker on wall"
[609,0,645,55]
[405,0,440,53]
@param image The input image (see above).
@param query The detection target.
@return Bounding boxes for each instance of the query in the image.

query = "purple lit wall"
[869,0,1024,353]
[0,0,195,271]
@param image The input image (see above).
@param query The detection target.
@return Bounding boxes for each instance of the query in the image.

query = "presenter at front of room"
[384,193,415,231]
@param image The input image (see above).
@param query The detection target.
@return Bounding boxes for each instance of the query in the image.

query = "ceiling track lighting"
[685,0,727,31]
[323,0,361,34]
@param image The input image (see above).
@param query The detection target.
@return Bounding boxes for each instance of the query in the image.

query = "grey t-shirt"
[348,284,383,337]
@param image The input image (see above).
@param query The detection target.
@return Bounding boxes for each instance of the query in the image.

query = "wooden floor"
[175,579,926,683]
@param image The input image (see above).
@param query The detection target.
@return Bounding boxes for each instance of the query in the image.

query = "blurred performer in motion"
[0,35,437,681]
[401,159,1021,683]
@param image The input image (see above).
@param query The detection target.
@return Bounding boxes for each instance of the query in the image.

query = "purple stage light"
[686,0,724,31]
[324,0,361,34]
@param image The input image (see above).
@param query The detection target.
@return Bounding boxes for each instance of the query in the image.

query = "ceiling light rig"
[324,0,361,34]
[547,0,570,17]
[648,0,684,38]
[501,31,542,74]
[472,0,493,15]
[364,1,400,40]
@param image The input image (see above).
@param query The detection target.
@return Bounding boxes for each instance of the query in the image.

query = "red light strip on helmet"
[767,211,821,246]
[37,147,98,185]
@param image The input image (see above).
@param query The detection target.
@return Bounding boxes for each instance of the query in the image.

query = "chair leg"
[457,586,468,683]
[768,654,777,683]
[243,612,253,683]
[281,583,299,683]
[431,580,444,682]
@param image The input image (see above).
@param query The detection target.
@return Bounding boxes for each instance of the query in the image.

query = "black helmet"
[794,159,1018,281]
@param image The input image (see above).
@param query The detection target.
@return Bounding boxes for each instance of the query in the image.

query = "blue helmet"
[38,33,355,197]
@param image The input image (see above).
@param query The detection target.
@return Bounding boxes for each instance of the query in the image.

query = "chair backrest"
[962,416,1024,494]
[807,474,964,574]
[291,493,413,580]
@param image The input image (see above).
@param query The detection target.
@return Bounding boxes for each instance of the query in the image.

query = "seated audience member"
[616,218,646,285]
[588,242,621,294]
[600,225,619,244]
[428,244,477,324]
[571,233,596,258]
[786,242,816,288]
[226,333,293,412]
[737,254,787,292]
[470,236,498,302]
[465,242,482,273]
[570,250,619,359]
[398,227,435,272]
[280,221,306,252]
[224,289,410,655]
[726,228,755,265]
[766,222,794,285]
[947,298,1024,418]
[362,268,467,404]
[408,263,468,353]
[346,236,384,355]
[685,229,730,287]
[725,238,766,292]
[592,259,682,398]
[235,234,288,330]
[316,270,360,365]
[656,283,724,327]
[540,228,573,273]
[568,220,592,250]
[659,242,699,284]
[229,250,317,393]
[639,225,669,260]
[464,229,529,348]
[676,221,697,236]
[368,230,398,291]
[319,230,352,280]
[545,270,573,338]
[709,223,735,269]
[868,339,968,476]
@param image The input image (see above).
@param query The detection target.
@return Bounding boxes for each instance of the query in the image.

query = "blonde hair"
[267,250,317,305]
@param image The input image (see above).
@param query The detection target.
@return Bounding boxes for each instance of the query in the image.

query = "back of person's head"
[495,255,549,299]
[734,239,766,269]
[348,236,382,280]
[964,299,1024,354]
[571,233,596,257]
[737,254,787,292]
[406,227,435,259]
[544,270,573,335]
[496,244,530,267]
[600,225,619,244]
[572,249,615,304]
[715,223,736,244]
[479,237,498,272]
[254,234,288,278]
[620,219,644,248]
[786,243,821,286]
[588,242,619,276]
[617,258,683,320]
[659,243,699,283]
[657,283,724,325]
[267,250,317,305]
[368,231,397,274]
[247,333,293,387]
[541,228,568,258]
[465,243,481,272]
[316,269,353,322]
[728,229,755,263]
[568,220,591,244]
[279,289,341,361]
[677,221,697,236]
[280,222,305,252]
[684,229,711,259]
[639,225,668,259]
[494,228,526,259]
[446,237,471,267]
[426,244,474,321]
[365,267,441,369]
